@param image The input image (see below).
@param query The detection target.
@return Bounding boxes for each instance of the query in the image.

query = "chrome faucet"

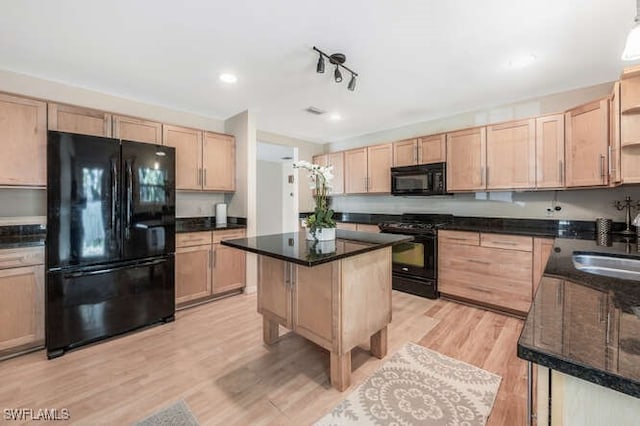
[614,196,640,235]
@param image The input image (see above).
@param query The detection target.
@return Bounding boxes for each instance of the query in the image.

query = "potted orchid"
[293,160,336,241]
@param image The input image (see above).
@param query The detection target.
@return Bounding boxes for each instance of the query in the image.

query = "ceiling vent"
[305,106,326,115]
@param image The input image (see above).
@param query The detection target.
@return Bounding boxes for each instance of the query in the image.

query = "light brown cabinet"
[313,152,344,194]
[367,143,393,193]
[112,115,162,144]
[610,82,622,185]
[203,132,236,191]
[344,147,367,193]
[336,222,357,231]
[486,119,536,189]
[0,93,47,186]
[163,125,203,191]
[0,247,44,358]
[446,127,486,191]
[48,103,112,137]
[258,255,293,328]
[620,72,640,183]
[535,114,566,188]
[393,138,419,167]
[393,135,446,167]
[565,99,609,187]
[356,223,380,233]
[175,229,246,307]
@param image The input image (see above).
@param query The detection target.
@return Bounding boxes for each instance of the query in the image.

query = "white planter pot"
[305,227,336,241]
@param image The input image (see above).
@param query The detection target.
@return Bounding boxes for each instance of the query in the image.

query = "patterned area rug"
[315,342,501,426]
[133,400,199,426]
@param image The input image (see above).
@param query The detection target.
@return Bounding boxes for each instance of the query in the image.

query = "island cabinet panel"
[0,247,44,357]
[163,125,203,191]
[532,238,554,295]
[393,138,418,167]
[175,244,211,304]
[536,114,566,188]
[112,115,162,144]
[203,132,235,191]
[344,147,367,193]
[367,143,393,193]
[418,134,446,164]
[48,103,112,137]
[532,277,564,353]
[258,256,292,328]
[212,229,245,294]
[565,99,609,187]
[486,119,536,189]
[446,127,487,191]
[0,93,47,186]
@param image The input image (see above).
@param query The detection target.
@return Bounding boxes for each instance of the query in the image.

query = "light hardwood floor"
[0,291,526,425]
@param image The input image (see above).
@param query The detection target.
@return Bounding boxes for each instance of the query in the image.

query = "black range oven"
[379,214,453,299]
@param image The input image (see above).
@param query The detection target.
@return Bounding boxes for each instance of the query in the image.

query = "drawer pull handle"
[467,259,490,265]
[446,236,474,241]
[489,241,518,246]
[470,286,491,294]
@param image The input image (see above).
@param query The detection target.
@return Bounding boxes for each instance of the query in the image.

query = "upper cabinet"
[610,81,623,185]
[392,135,446,167]
[536,114,566,189]
[446,127,486,192]
[48,103,112,137]
[203,132,235,191]
[163,125,236,192]
[0,93,47,186]
[565,99,609,187]
[344,144,392,194]
[486,119,536,190]
[312,152,345,195]
[163,125,203,191]
[113,115,162,144]
[620,70,640,184]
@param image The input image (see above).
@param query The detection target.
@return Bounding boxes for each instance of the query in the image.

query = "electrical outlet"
[545,208,554,217]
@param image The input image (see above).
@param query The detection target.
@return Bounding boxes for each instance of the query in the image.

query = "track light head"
[316,54,325,73]
[334,66,342,83]
[347,74,356,91]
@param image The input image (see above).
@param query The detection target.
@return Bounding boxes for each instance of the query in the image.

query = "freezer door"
[47,131,122,269]
[46,256,175,356]
[121,141,175,260]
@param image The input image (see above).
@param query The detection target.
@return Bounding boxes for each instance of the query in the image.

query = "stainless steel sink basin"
[572,253,640,281]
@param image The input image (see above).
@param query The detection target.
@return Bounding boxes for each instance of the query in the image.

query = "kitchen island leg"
[370,326,388,359]
[330,350,352,391]
[263,317,279,344]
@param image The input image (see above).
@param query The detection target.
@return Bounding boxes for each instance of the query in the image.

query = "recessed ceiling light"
[329,113,342,121]
[507,55,537,69]
[219,73,238,84]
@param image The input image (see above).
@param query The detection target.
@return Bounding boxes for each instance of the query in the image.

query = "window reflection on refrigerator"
[81,167,106,257]
[139,164,166,204]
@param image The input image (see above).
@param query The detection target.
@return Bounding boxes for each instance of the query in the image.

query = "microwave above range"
[391,162,449,196]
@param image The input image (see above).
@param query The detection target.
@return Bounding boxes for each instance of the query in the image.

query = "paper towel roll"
[215,203,227,226]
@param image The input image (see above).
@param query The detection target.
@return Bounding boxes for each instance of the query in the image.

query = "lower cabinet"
[438,230,552,315]
[335,222,380,233]
[175,229,246,308]
[0,247,45,358]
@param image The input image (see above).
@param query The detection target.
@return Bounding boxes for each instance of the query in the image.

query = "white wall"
[256,160,284,235]
[176,192,226,218]
[281,158,299,232]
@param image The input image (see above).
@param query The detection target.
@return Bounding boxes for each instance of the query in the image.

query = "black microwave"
[391,163,448,196]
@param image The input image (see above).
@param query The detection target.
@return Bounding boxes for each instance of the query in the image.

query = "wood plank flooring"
[0,291,526,425]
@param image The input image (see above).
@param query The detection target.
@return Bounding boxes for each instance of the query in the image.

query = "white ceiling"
[0,1,634,143]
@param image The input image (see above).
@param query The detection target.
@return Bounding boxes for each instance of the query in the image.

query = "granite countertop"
[518,234,640,398]
[220,230,412,267]
[176,216,246,233]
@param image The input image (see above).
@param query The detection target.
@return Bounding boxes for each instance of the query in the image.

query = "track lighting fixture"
[313,46,358,91]
[622,0,640,60]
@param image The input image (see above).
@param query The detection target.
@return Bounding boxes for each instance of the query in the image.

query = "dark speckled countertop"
[176,216,246,233]
[220,230,412,267]
[518,234,640,398]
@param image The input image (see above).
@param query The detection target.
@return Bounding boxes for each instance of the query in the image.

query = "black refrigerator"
[46,131,176,359]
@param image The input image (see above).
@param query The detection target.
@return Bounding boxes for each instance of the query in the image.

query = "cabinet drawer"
[336,222,358,231]
[0,247,44,269]
[481,233,532,252]
[176,232,212,248]
[212,229,246,243]
[356,223,380,233]
[438,230,479,246]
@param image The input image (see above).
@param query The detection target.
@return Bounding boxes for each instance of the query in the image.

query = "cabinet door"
[336,222,357,231]
[393,138,418,167]
[418,134,446,164]
[532,278,563,353]
[344,147,367,193]
[563,283,607,369]
[175,244,211,304]
[486,119,535,189]
[113,115,162,144]
[327,152,345,194]
[536,114,565,188]
[367,143,393,193]
[610,82,622,185]
[212,243,245,294]
[356,224,380,233]
[163,125,203,190]
[258,256,292,328]
[312,154,328,167]
[619,77,640,183]
[203,132,235,191]
[0,265,44,352]
[565,99,609,187]
[446,127,486,191]
[47,103,112,137]
[0,93,47,186]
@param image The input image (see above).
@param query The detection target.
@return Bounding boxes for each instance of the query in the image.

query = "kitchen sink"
[572,253,640,281]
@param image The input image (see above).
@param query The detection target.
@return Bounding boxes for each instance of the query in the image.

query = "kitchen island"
[222,230,412,390]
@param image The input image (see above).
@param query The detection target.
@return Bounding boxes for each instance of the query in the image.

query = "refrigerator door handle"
[111,159,117,233]
[63,258,168,278]
[125,160,133,240]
